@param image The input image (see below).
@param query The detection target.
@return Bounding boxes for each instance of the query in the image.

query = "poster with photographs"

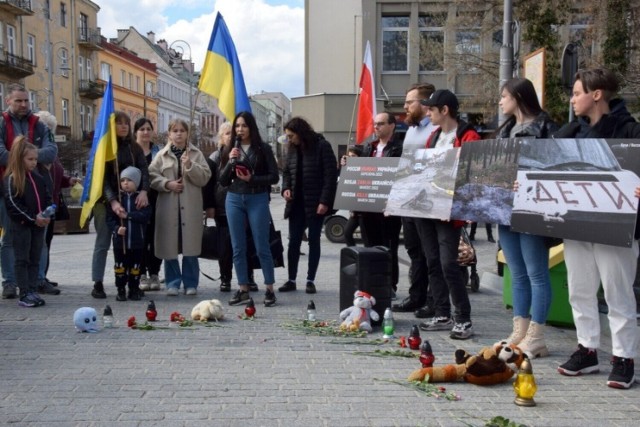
[385,145,459,219]
[450,138,520,225]
[510,138,640,247]
[333,157,399,213]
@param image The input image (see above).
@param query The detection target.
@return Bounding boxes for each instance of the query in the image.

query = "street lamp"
[168,40,198,142]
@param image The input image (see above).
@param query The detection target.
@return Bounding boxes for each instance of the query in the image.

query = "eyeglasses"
[373,122,388,127]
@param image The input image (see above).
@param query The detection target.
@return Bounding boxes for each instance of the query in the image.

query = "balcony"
[78,28,102,50]
[79,80,105,99]
[0,0,34,16]
[0,50,34,78]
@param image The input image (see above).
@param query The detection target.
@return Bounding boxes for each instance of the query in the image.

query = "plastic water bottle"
[382,307,394,338]
[40,204,57,218]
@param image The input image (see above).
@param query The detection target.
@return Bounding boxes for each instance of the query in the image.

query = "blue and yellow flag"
[198,12,252,121]
[79,77,117,228]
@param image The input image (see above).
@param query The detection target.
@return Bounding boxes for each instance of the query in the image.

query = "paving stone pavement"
[1,197,639,426]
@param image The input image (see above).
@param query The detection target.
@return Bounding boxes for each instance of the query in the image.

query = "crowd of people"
[0,66,638,390]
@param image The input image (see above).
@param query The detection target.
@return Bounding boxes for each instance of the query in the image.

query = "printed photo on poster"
[451,138,520,225]
[385,146,459,219]
[510,138,640,247]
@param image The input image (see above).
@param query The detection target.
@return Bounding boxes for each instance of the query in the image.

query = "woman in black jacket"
[279,117,337,295]
[495,78,559,360]
[219,112,280,307]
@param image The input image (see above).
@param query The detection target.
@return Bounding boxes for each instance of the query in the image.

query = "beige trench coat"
[149,143,211,259]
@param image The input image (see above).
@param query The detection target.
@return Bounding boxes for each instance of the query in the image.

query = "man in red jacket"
[415,89,480,340]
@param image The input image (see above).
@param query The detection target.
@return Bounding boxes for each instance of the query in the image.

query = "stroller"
[457,226,480,292]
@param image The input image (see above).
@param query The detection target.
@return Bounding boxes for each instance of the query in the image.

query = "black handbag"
[55,192,70,221]
[200,219,221,260]
[247,218,285,269]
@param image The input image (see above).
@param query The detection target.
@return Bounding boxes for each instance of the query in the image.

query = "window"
[59,48,69,77]
[129,73,133,90]
[454,12,483,71]
[100,62,111,80]
[419,13,446,72]
[0,83,4,102]
[27,35,35,65]
[78,56,85,79]
[7,25,16,55]
[79,13,88,41]
[120,70,126,86]
[86,58,93,80]
[61,99,69,126]
[136,76,140,93]
[79,104,85,131]
[569,13,594,68]
[382,16,409,72]
[60,3,67,27]
[87,106,93,130]
[29,91,38,112]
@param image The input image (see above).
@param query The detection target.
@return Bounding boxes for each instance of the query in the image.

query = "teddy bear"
[191,299,224,322]
[408,342,527,385]
[339,290,380,333]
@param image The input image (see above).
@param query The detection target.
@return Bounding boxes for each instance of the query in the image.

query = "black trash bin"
[339,246,392,324]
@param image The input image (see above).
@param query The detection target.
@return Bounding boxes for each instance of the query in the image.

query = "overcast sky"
[96,0,305,98]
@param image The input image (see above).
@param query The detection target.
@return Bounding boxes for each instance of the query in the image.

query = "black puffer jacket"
[497,112,558,138]
[103,138,150,203]
[282,134,338,219]
[203,152,230,217]
[219,142,279,194]
[554,99,640,139]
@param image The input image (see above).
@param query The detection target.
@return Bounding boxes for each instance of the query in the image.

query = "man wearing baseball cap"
[415,89,480,340]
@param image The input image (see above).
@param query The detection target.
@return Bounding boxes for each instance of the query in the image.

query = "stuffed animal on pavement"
[408,342,527,385]
[74,307,100,333]
[191,299,224,322]
[339,290,379,333]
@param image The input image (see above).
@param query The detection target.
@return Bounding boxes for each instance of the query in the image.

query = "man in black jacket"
[359,112,403,295]
[279,117,337,294]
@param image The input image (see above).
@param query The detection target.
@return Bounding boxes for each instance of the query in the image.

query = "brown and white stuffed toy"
[408,342,527,385]
[191,299,224,322]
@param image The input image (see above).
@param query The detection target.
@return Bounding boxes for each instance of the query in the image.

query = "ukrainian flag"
[79,77,117,228]
[199,12,252,121]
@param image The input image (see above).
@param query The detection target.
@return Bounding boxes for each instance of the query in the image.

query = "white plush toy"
[191,299,224,322]
[74,307,99,333]
[339,290,379,333]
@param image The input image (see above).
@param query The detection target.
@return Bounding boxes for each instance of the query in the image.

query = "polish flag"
[355,41,376,145]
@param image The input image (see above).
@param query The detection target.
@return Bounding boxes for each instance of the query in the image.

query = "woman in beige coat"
[149,119,211,296]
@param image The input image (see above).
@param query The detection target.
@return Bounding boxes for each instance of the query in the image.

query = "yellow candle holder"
[513,358,537,407]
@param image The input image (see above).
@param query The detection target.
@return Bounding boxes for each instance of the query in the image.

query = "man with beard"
[392,83,437,318]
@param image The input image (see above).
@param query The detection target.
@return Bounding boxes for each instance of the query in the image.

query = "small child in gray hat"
[105,166,151,301]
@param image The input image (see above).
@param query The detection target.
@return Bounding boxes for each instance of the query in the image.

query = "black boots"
[91,281,107,299]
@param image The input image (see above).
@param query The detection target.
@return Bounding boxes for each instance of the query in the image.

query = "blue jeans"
[0,197,16,284]
[225,192,274,286]
[91,203,111,282]
[498,225,552,324]
[287,202,323,282]
[164,256,199,290]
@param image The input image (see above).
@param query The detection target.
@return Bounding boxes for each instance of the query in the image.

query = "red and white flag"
[355,41,376,145]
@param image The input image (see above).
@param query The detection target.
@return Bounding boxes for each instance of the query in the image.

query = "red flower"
[170,311,184,322]
[127,316,137,329]
[399,336,407,348]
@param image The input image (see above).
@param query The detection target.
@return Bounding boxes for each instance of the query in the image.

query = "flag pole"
[347,90,360,146]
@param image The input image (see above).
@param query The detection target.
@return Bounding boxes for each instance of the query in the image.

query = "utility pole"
[498,0,514,125]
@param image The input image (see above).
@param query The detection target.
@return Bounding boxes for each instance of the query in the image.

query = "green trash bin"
[500,245,574,327]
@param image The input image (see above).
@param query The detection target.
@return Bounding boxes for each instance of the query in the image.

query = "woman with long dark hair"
[133,118,162,291]
[219,111,279,307]
[279,117,337,295]
[495,78,558,358]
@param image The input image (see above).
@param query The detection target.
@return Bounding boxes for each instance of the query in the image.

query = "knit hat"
[120,166,141,189]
